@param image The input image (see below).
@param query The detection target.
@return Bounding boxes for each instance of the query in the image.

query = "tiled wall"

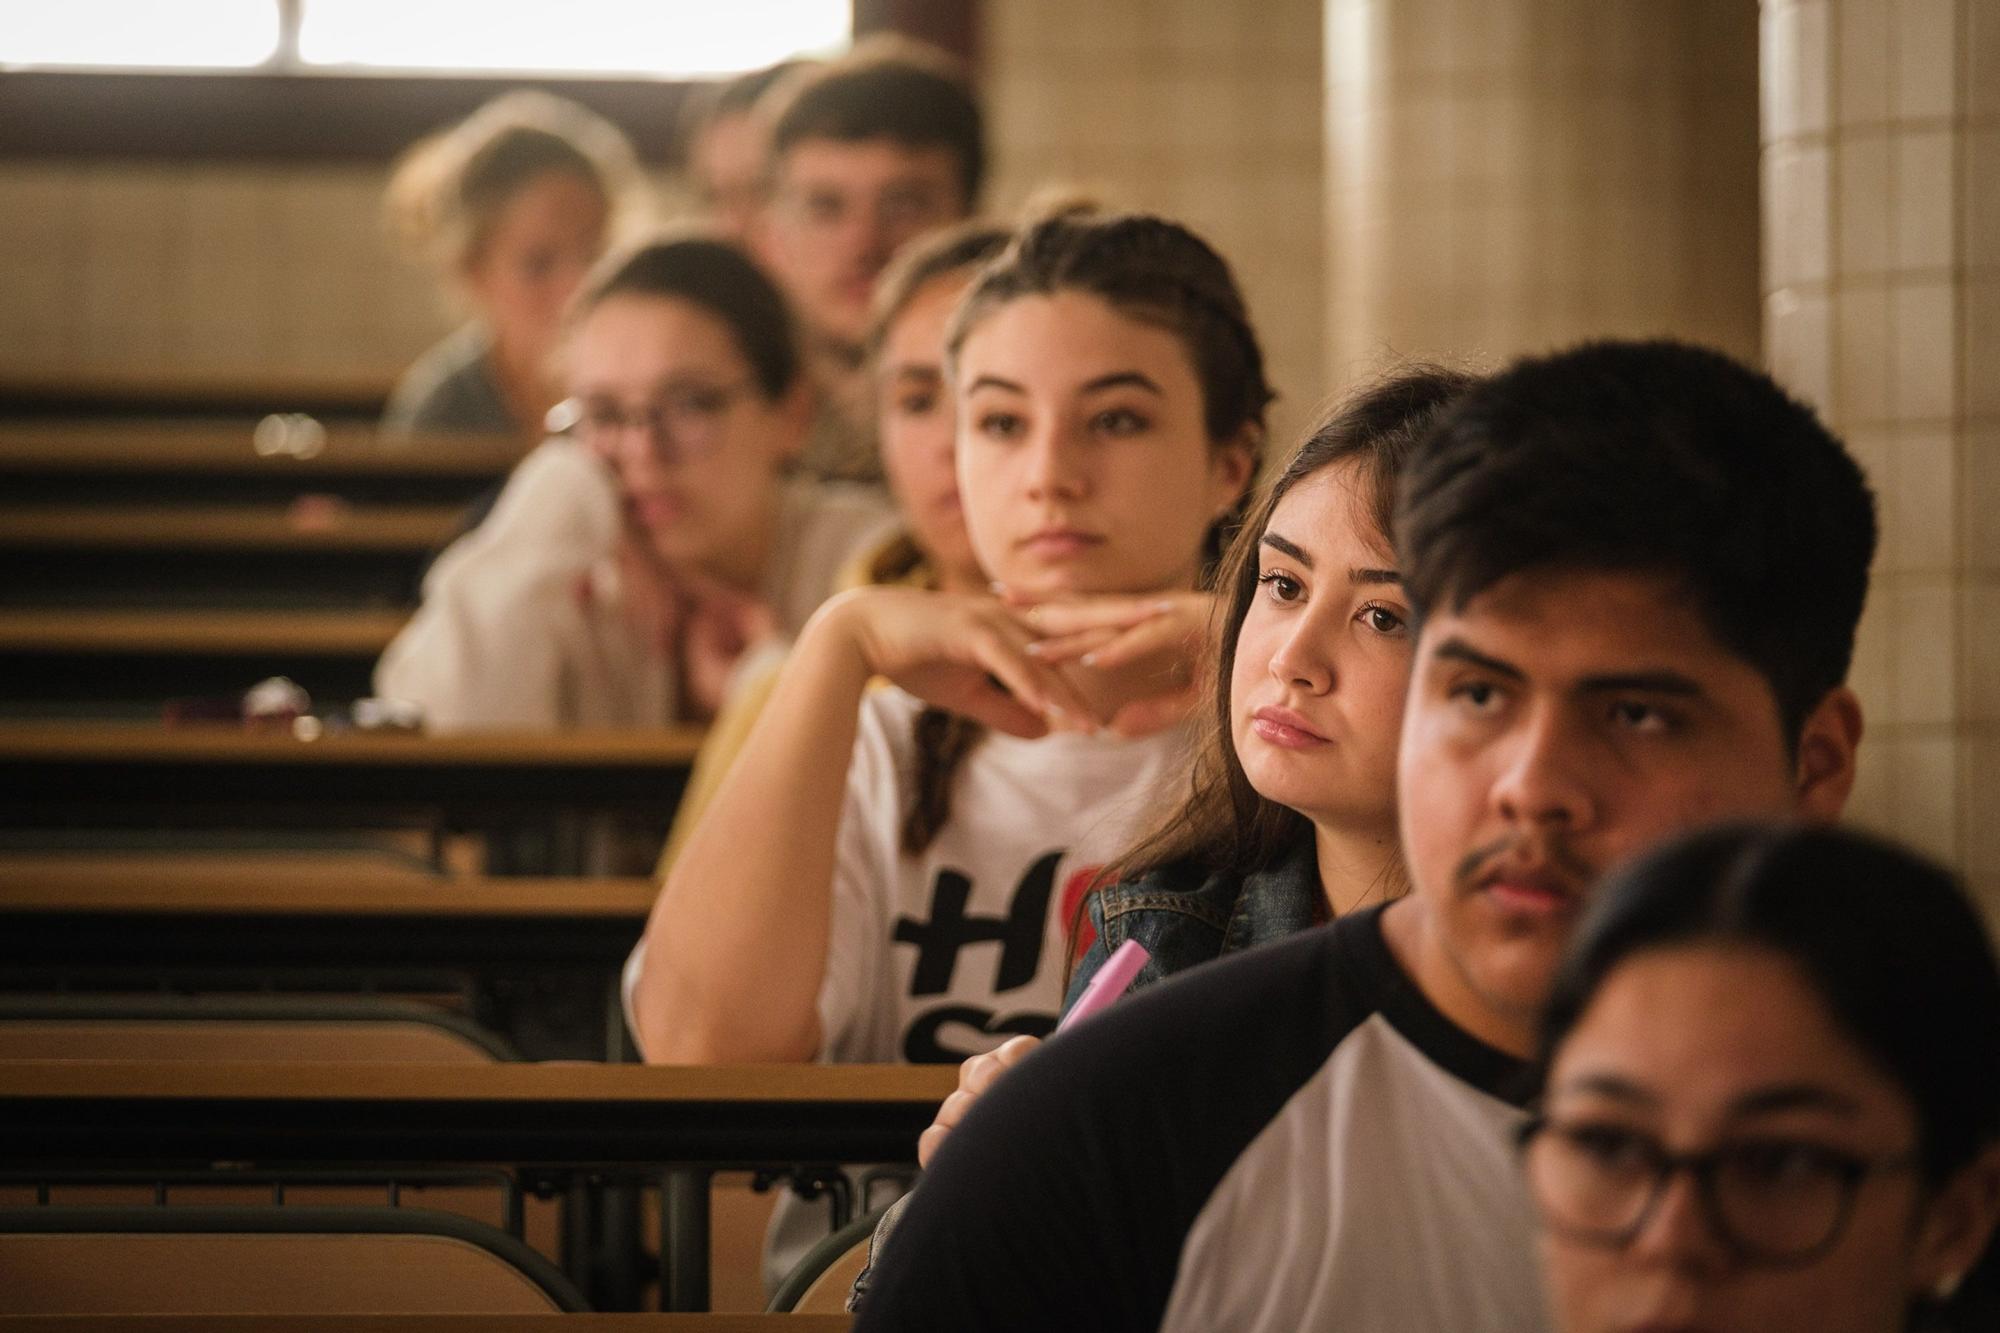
[978,0,1328,451]
[0,162,449,386]
[0,2,1329,452]
[1322,0,1762,394]
[1763,0,1999,911]
[0,159,690,391]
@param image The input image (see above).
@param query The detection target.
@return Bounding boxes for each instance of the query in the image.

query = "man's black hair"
[1395,339,1877,741]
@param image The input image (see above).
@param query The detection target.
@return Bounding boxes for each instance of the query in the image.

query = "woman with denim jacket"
[910,364,1482,1172]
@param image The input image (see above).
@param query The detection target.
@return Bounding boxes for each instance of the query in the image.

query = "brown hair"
[766,35,985,208]
[569,231,801,401]
[904,212,1276,855]
[386,91,642,277]
[862,221,1017,855]
[1096,365,1480,895]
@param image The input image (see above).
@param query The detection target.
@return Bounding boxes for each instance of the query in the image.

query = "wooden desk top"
[0,504,462,553]
[0,1062,957,1104]
[0,1061,955,1166]
[0,722,705,767]
[0,1317,850,1332]
[0,860,658,917]
[0,608,410,656]
[0,421,523,478]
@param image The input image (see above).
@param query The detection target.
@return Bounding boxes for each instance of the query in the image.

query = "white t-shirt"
[817,686,1184,1064]
[375,437,895,731]
[623,682,1184,1291]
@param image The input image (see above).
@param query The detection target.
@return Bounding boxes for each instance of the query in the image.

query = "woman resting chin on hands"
[629,212,1276,1076]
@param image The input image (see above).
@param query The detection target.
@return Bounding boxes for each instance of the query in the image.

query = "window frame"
[0,0,977,166]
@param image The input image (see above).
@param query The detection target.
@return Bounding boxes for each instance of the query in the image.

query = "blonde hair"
[385,91,644,276]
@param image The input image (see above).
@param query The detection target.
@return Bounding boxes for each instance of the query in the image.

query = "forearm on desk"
[635,606,871,1063]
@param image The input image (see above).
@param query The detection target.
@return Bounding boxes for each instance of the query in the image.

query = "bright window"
[0,0,282,70]
[299,0,850,76]
[0,0,851,77]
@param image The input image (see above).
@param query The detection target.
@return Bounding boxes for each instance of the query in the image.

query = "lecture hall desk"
[0,1061,956,1312]
[0,721,702,871]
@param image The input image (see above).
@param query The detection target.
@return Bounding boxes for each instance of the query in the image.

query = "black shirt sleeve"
[854,924,1369,1331]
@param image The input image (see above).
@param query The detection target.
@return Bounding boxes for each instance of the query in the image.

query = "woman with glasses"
[375,234,893,731]
[1523,822,2000,1333]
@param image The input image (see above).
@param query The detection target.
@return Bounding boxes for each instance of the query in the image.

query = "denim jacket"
[1060,837,1326,1014]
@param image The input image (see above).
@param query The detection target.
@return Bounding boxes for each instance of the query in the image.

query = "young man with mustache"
[851,339,1876,1331]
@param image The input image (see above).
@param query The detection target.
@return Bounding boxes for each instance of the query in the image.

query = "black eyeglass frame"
[544,379,759,466]
[1515,1113,1921,1269]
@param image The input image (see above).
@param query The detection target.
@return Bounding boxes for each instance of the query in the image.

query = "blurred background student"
[382,91,645,443]
[750,38,984,482]
[679,59,816,243]
[376,234,892,733]
[648,218,1013,876]
[1528,823,2000,1333]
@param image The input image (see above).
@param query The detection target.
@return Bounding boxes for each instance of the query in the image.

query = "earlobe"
[1793,686,1863,820]
[1912,1144,2000,1304]
[1210,428,1260,512]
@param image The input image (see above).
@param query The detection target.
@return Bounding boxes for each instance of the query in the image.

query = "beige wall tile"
[1886,429,1959,573]
[1961,582,2000,723]
[1836,0,1892,127]
[1892,732,1960,863]
[1892,128,1957,272]
[1972,0,2000,122]
[1891,279,1957,420]
[1769,289,1836,409]
[1964,427,2000,572]
[1890,579,1960,726]
[1835,283,1893,420]
[1963,731,2000,890]
[1768,142,1833,289]
[1764,0,1817,141]
[1967,125,2000,275]
[1966,275,2000,422]
[1836,132,1892,275]
[1892,0,1960,122]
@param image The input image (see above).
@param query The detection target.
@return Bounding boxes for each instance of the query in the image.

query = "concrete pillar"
[1323,0,1761,389]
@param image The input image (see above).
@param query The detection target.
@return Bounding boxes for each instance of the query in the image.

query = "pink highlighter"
[1056,939,1152,1033]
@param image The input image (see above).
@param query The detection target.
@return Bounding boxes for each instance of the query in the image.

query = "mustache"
[1451,831,1597,893]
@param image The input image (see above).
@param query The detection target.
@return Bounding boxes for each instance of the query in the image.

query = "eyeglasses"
[1517,1115,1918,1267]
[546,381,756,465]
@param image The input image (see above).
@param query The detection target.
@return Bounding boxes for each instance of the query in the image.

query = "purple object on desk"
[1056,938,1151,1033]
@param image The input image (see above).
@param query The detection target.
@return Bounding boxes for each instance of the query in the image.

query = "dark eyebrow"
[1260,532,1311,569]
[964,374,1026,395]
[888,364,943,383]
[1431,636,1526,682]
[1577,671,1706,697]
[1080,371,1164,397]
[1729,1084,1864,1119]
[1352,568,1400,586]
[1557,1072,1659,1106]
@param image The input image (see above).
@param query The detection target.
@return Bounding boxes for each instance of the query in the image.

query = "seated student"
[375,235,893,731]
[1526,822,2000,1333]
[382,91,643,442]
[912,364,1478,1167]
[853,339,1875,1331]
[679,59,816,243]
[632,211,1270,1068]
[750,37,984,481]
[646,219,1014,876]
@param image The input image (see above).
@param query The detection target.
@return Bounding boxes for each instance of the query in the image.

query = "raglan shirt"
[853,908,1556,1333]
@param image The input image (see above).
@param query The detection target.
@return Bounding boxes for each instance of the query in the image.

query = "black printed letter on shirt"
[892,850,1060,995]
